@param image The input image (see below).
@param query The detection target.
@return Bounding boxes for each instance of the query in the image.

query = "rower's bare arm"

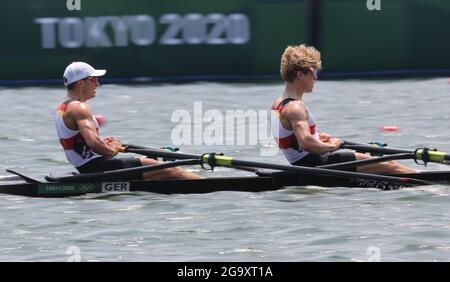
[284,103,341,154]
[73,104,119,156]
[292,120,337,154]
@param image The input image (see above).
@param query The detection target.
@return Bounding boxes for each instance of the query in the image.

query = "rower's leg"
[139,157,202,180]
[355,152,417,174]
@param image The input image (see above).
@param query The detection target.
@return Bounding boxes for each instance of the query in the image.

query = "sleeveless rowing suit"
[55,99,102,168]
[54,99,142,177]
[271,98,319,164]
[271,98,356,169]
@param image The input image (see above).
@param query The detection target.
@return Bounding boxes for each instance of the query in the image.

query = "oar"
[123,145,432,186]
[319,153,413,170]
[46,159,199,182]
[342,141,450,164]
[123,144,260,173]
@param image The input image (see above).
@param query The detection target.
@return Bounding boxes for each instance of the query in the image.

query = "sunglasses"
[83,76,98,83]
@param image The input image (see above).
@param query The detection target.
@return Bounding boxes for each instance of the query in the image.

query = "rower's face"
[308,68,318,92]
[299,68,318,93]
[82,76,99,99]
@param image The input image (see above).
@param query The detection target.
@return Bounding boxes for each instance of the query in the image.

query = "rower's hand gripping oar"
[342,141,450,166]
[123,145,433,186]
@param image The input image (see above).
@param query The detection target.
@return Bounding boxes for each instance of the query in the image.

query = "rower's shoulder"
[65,100,89,111]
[282,100,307,121]
[64,101,93,118]
[271,97,305,109]
[283,99,306,111]
[271,97,282,110]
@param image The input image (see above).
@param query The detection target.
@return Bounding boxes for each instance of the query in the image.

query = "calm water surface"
[0,79,449,261]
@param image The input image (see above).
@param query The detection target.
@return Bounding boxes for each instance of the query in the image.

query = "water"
[0,78,449,261]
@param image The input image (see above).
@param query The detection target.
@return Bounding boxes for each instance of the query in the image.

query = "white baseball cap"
[63,62,106,86]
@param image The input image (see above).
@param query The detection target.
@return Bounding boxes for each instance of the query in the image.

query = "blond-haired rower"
[271,45,416,174]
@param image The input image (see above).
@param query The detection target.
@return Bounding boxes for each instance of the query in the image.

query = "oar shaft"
[225,158,429,185]
[319,153,413,170]
[126,148,199,160]
[124,147,430,185]
[47,159,199,182]
[343,144,412,155]
[125,147,260,173]
[124,145,434,185]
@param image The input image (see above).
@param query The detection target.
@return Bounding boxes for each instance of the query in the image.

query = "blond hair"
[280,44,322,83]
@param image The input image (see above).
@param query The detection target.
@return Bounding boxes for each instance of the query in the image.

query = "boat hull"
[1,171,449,198]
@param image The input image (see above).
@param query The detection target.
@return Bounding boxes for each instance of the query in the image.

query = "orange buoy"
[381,125,399,132]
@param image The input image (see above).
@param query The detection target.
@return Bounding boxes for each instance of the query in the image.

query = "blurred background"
[0,0,449,85]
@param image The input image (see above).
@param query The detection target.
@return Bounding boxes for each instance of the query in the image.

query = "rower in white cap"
[55,62,201,180]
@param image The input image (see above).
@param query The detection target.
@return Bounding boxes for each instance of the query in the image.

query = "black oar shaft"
[126,148,199,160]
[343,144,412,155]
[319,153,413,170]
[227,159,429,185]
[47,159,199,182]
[124,147,431,186]
[126,147,260,173]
